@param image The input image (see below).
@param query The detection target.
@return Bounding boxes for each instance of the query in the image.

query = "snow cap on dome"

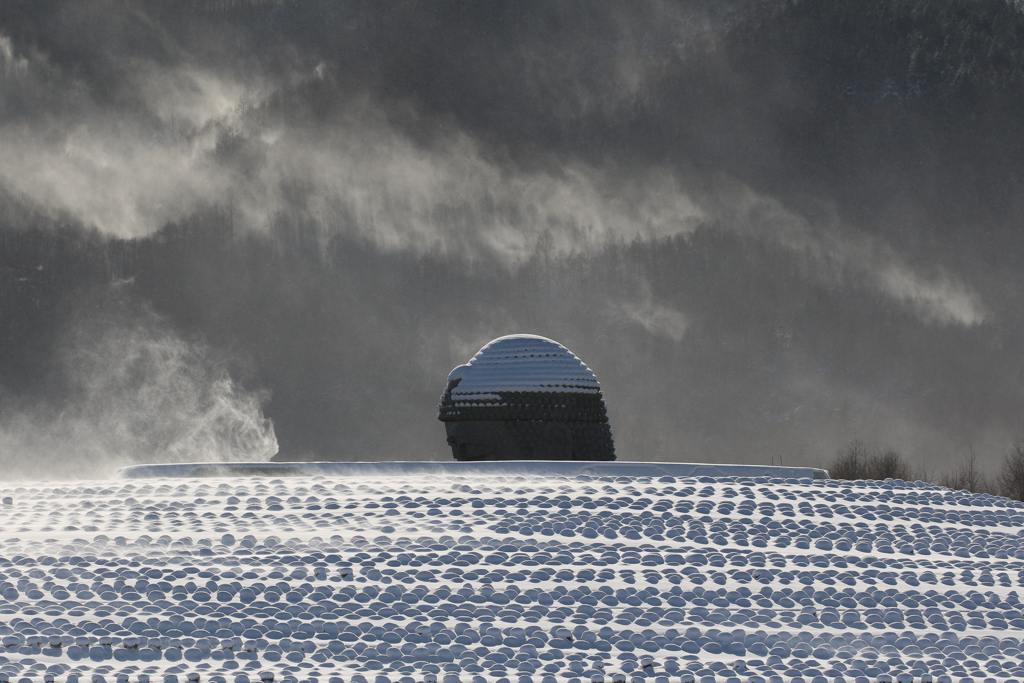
[449,334,600,395]
[438,334,609,423]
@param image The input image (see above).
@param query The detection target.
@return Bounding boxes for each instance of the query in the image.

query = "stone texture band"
[438,387,611,423]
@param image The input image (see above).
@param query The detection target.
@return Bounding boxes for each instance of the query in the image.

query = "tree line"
[829,437,1024,501]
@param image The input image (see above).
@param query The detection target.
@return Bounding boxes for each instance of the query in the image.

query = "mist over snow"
[3,1,1024,476]
[0,288,277,478]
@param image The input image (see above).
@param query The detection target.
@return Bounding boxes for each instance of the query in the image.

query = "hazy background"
[2,0,1024,478]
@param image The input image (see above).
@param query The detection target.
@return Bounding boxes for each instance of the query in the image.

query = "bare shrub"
[939,449,991,494]
[830,438,871,480]
[997,438,1024,502]
[830,438,913,481]
[870,448,914,481]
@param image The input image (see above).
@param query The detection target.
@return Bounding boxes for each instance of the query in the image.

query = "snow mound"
[2,473,1024,683]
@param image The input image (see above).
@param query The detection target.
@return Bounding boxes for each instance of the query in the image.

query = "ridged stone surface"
[1,474,1024,683]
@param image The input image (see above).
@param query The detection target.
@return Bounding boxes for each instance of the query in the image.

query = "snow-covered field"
[2,471,1024,683]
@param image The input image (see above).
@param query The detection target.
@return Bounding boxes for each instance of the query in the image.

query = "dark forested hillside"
[3,0,1024,476]
[2,208,1019,472]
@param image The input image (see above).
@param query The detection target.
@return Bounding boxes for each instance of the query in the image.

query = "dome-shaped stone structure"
[439,335,615,460]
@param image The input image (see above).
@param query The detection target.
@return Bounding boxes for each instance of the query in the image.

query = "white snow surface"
[1,472,1024,683]
[447,336,601,396]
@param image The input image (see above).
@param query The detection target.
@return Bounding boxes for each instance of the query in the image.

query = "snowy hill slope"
[1,472,1023,683]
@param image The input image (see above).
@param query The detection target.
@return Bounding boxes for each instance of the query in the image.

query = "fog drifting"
[1,1,1023,478]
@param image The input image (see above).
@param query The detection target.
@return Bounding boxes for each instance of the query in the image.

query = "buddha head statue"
[438,334,616,461]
